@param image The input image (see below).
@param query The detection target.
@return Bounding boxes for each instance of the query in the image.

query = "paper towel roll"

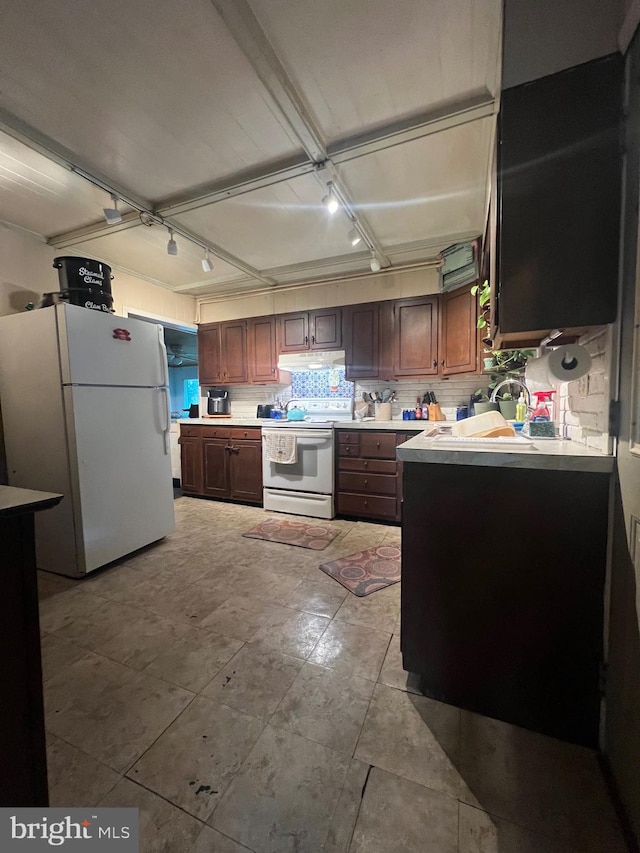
[525,345,592,387]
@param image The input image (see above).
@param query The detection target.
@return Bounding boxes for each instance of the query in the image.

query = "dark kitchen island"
[396,434,613,747]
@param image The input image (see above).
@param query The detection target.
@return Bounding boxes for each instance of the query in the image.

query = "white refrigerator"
[0,303,175,577]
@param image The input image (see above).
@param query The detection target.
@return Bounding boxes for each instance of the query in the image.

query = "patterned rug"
[242,518,340,550]
[319,543,401,596]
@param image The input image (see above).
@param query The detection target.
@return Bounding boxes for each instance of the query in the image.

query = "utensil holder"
[375,401,391,421]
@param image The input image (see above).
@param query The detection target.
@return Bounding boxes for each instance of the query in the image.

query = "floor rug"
[242,518,340,550]
[319,543,401,596]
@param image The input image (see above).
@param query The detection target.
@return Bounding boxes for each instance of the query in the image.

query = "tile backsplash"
[291,368,353,398]
[204,371,485,420]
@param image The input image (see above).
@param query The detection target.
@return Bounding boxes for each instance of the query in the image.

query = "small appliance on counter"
[207,388,230,415]
[257,404,274,418]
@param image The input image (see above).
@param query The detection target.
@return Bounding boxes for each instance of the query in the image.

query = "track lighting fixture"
[370,254,381,272]
[201,249,214,273]
[103,193,122,225]
[167,228,178,256]
[322,183,339,215]
[348,227,362,247]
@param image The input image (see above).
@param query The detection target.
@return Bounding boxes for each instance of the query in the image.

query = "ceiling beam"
[210,0,327,161]
[329,92,497,164]
[0,106,153,213]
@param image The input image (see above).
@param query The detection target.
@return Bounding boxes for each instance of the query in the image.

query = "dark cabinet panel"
[198,323,222,385]
[439,286,479,376]
[179,436,203,494]
[202,438,230,497]
[229,439,263,502]
[401,462,609,746]
[248,315,278,384]
[343,302,380,380]
[499,54,623,334]
[310,309,342,349]
[279,309,342,352]
[336,429,402,522]
[393,297,438,377]
[279,313,309,352]
[221,320,247,384]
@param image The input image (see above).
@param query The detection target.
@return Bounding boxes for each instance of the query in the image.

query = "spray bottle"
[531,390,555,422]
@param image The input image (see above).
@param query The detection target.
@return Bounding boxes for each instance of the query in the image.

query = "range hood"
[277,350,346,372]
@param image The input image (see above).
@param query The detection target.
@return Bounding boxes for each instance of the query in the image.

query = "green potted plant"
[471,280,491,330]
[471,388,498,415]
[496,390,517,420]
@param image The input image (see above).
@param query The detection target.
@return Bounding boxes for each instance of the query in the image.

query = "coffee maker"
[207,388,230,415]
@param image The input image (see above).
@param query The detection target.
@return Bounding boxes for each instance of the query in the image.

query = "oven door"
[262,428,334,494]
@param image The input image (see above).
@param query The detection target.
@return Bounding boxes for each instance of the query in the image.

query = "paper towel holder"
[540,328,563,348]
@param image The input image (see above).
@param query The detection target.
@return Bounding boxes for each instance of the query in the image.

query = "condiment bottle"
[515,393,527,422]
[415,397,423,419]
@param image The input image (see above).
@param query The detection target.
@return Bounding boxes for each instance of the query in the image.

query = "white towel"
[264,432,298,464]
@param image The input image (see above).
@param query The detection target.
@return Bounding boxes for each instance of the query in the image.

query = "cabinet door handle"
[376,441,380,448]
[272,367,275,374]
[441,360,445,366]
[304,335,308,344]
[433,360,437,368]
[311,335,315,344]
[363,460,368,467]
[364,479,368,486]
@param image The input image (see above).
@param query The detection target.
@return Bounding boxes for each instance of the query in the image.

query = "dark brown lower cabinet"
[179,426,262,504]
[401,461,610,747]
[336,430,409,522]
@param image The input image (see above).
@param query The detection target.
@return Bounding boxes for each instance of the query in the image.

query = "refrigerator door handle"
[160,388,170,454]
[158,325,169,388]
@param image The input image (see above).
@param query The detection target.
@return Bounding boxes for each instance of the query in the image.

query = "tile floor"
[38,497,629,853]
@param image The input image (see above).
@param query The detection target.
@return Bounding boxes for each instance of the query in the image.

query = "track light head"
[201,249,214,273]
[103,193,122,225]
[322,183,339,215]
[370,256,381,272]
[167,228,178,256]
[348,227,362,247]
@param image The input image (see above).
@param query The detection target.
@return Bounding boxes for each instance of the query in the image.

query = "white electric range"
[261,398,353,519]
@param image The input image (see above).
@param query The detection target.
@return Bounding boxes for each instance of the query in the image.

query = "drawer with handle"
[201,427,231,439]
[337,492,398,519]
[230,427,261,440]
[338,458,397,474]
[338,471,397,496]
[179,425,204,438]
[338,432,361,446]
[360,432,397,459]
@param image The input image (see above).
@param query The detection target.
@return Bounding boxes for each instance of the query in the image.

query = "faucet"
[490,379,532,406]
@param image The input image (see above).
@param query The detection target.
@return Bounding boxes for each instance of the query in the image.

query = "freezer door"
[57,303,168,387]
[64,385,174,572]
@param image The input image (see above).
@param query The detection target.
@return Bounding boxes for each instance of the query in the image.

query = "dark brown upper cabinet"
[197,323,223,386]
[498,54,623,341]
[198,320,247,385]
[343,302,380,380]
[279,309,342,352]
[439,285,479,376]
[393,296,438,377]
[247,315,279,384]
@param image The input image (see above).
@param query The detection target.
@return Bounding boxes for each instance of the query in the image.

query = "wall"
[556,327,612,452]
[197,265,440,323]
[503,0,624,89]
[0,223,196,324]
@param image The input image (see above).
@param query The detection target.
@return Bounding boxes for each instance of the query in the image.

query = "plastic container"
[515,394,527,422]
[452,410,510,437]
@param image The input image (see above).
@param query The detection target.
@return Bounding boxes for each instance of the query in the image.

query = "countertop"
[178,418,426,431]
[0,486,63,517]
[396,433,614,473]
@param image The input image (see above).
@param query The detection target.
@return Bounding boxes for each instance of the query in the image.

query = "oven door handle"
[262,429,333,440]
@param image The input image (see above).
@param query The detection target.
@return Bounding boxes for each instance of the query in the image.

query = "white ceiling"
[0,0,502,298]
